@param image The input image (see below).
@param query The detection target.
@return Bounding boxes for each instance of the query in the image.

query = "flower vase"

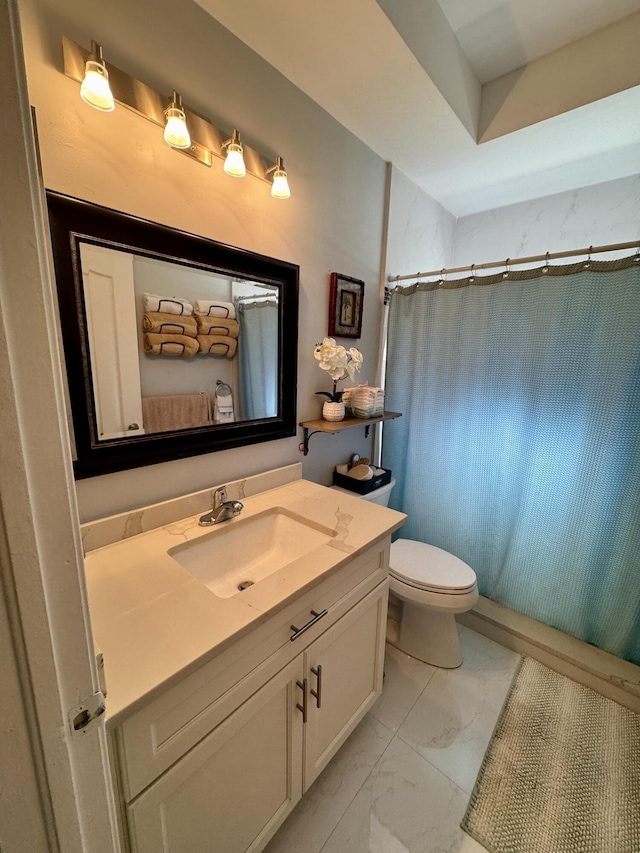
[322,401,345,422]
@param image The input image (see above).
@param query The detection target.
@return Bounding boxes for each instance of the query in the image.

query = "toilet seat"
[390,539,476,594]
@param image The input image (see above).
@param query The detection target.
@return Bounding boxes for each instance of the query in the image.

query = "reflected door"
[81,244,145,439]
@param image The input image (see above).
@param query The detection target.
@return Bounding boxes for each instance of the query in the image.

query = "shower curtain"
[382,258,640,665]
[237,301,278,420]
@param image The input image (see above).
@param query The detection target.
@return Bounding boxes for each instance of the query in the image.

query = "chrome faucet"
[199,486,244,526]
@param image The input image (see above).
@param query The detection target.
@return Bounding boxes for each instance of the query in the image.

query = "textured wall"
[386,165,457,280]
[452,174,640,268]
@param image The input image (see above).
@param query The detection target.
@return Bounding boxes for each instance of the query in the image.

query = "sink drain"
[237,580,254,591]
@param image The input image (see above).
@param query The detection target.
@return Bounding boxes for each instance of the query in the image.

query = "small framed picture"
[328,272,364,339]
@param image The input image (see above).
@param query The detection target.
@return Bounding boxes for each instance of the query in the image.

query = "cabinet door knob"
[127,423,140,430]
[310,665,322,709]
[296,678,308,723]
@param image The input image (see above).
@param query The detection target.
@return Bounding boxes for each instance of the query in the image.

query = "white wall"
[386,165,457,280]
[452,174,640,267]
[20,0,389,520]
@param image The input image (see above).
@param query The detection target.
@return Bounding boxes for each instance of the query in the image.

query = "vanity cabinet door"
[302,582,387,791]
[126,657,304,853]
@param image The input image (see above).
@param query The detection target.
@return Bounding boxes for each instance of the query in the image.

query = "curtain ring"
[437,267,446,287]
[635,246,640,263]
[584,246,592,270]
[468,263,476,283]
[502,258,511,279]
[542,252,550,274]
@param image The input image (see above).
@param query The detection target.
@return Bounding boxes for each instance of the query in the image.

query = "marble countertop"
[84,479,406,724]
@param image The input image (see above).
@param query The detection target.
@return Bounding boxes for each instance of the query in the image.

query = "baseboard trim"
[458,597,640,714]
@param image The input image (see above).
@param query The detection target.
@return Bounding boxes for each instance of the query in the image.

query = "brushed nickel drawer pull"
[290,608,328,641]
[310,664,322,709]
[296,678,308,723]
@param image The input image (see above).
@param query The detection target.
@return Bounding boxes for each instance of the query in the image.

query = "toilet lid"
[390,539,476,592]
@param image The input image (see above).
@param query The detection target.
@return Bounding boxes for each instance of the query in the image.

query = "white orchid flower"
[314,337,363,398]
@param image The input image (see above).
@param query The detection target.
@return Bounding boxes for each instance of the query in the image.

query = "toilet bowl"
[331,477,478,668]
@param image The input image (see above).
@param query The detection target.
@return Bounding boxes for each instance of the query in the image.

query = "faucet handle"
[213,485,228,508]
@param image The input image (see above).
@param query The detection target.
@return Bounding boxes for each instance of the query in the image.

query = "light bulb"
[163,93,190,150]
[270,158,290,199]
[224,145,246,177]
[80,43,114,112]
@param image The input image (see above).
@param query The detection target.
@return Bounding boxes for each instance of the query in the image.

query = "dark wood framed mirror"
[47,191,299,479]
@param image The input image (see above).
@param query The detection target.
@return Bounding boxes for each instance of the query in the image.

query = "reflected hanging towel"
[214,393,235,424]
[142,393,212,433]
[194,300,236,319]
[143,333,199,358]
[142,311,198,337]
[142,292,193,316]
[197,335,238,358]
[195,316,239,338]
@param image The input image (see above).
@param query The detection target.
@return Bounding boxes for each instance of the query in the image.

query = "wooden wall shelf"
[299,411,401,455]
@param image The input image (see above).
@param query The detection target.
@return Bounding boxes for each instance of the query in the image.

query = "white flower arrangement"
[314,337,363,401]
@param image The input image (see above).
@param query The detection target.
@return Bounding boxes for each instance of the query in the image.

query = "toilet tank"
[330,477,396,506]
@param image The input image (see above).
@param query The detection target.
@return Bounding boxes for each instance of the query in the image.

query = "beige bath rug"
[462,657,640,853]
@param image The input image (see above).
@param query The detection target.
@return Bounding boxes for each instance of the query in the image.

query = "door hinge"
[69,691,106,735]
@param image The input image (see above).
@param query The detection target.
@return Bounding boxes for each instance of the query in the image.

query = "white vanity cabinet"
[126,656,304,853]
[109,541,389,853]
[302,584,386,791]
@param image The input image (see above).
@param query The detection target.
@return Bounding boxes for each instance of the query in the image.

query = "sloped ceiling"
[195,0,640,216]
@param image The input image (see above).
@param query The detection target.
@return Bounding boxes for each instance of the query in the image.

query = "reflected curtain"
[383,258,640,664]
[237,301,278,420]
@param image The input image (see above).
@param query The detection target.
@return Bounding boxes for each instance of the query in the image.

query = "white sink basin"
[168,507,336,598]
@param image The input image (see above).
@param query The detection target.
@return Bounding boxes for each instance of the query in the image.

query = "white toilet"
[331,477,478,668]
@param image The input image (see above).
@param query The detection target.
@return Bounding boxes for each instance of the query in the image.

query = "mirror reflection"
[80,242,280,441]
[47,191,298,479]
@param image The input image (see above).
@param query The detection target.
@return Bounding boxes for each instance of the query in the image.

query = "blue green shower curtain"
[237,301,278,420]
[382,259,640,664]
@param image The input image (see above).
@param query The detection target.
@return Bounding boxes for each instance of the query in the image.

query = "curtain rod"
[388,239,640,284]
[234,293,277,302]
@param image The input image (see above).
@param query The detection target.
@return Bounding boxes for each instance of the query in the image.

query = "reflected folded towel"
[214,393,235,424]
[142,311,198,337]
[197,335,238,358]
[143,333,199,358]
[143,292,193,316]
[194,300,236,319]
[195,316,239,338]
[142,393,212,434]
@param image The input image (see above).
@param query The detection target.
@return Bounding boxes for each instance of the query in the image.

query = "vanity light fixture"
[163,91,191,150]
[222,129,246,177]
[64,38,291,196]
[79,40,115,112]
[267,156,291,199]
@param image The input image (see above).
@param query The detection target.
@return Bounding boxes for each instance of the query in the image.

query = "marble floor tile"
[320,737,487,853]
[369,644,437,733]
[396,628,521,794]
[264,715,394,853]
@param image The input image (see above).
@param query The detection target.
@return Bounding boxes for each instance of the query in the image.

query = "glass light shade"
[271,169,290,199]
[164,107,191,149]
[80,60,115,112]
[223,143,246,177]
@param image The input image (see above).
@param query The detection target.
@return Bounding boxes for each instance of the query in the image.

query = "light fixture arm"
[88,40,104,63]
[165,90,184,114]
[222,128,242,151]
[266,155,286,177]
